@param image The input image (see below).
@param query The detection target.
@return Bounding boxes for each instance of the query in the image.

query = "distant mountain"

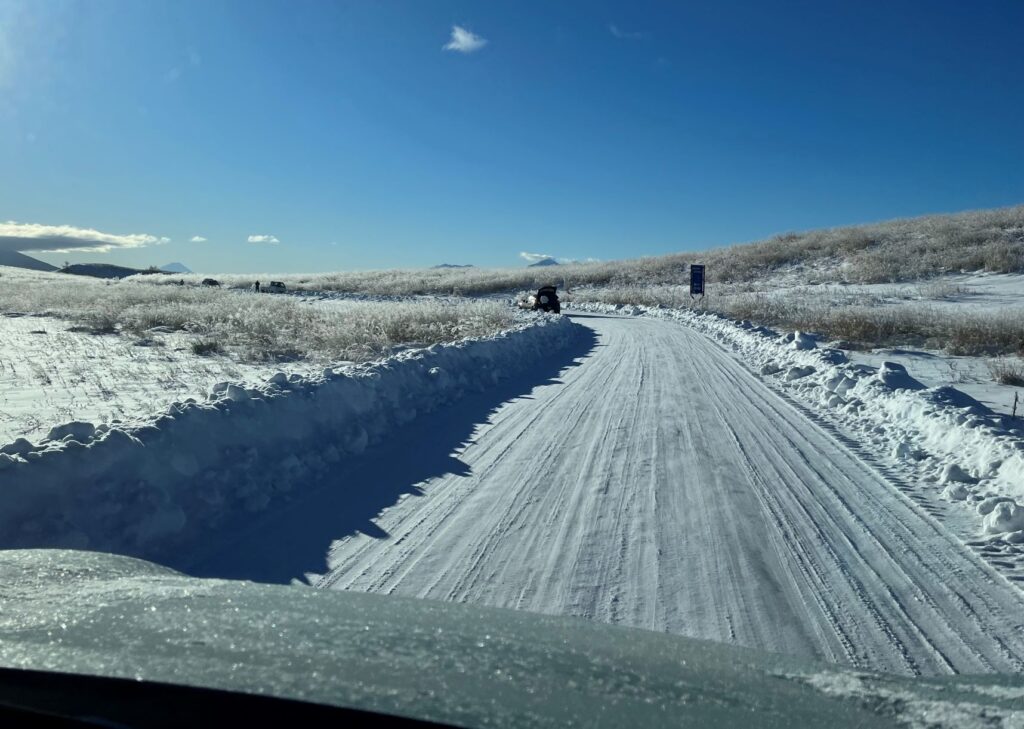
[60,263,147,279]
[432,263,473,269]
[528,257,560,267]
[161,262,192,273]
[0,250,57,272]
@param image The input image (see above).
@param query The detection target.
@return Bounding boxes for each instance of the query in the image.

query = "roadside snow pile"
[0,315,579,559]
[577,302,1024,541]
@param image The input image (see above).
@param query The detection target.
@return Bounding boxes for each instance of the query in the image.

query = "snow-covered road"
[200,313,1024,676]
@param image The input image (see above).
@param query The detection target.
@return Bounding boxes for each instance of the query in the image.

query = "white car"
[265,281,286,293]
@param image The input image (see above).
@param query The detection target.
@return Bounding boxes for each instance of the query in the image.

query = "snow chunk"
[921,386,987,416]
[791,331,816,351]
[825,374,857,395]
[942,483,970,501]
[977,496,1013,516]
[983,501,1024,534]
[940,463,977,484]
[819,349,848,365]
[893,442,926,462]
[877,362,925,391]
[785,365,816,381]
[45,421,95,443]
[0,438,35,457]
[224,384,250,402]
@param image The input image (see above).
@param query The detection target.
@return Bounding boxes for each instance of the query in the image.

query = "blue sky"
[1,0,1023,273]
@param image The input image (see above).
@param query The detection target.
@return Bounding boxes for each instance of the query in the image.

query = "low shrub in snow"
[191,339,223,356]
[987,358,1024,387]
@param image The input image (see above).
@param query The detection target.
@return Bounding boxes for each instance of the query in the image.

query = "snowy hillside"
[124,203,1024,296]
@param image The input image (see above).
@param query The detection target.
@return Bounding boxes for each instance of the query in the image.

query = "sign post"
[689,264,705,303]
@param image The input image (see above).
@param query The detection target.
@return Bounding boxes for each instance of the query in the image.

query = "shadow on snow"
[174,325,599,585]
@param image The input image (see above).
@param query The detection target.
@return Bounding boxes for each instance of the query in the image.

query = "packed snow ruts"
[308,311,1024,676]
[576,302,1024,575]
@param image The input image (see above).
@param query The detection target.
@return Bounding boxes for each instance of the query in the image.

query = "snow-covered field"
[0,265,519,442]
[0,312,321,444]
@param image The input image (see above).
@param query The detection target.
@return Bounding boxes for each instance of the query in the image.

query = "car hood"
[0,549,1021,728]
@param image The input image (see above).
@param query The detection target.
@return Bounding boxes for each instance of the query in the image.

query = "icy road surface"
[203,313,1024,676]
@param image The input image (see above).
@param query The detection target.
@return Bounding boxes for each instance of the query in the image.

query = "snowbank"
[576,302,1024,540]
[0,315,580,558]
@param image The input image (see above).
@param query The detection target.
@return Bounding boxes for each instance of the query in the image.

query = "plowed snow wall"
[0,316,580,557]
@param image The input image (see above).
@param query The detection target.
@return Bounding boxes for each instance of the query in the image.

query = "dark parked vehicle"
[516,285,562,313]
[533,285,560,313]
[201,278,221,287]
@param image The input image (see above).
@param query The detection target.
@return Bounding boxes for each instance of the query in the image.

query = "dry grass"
[574,284,1024,356]
[191,339,224,356]
[0,269,516,363]
[988,358,1024,386]
[128,204,1024,294]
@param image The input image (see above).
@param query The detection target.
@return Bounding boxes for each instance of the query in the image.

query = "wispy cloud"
[520,251,600,265]
[0,221,169,253]
[520,251,555,264]
[443,25,487,54]
[609,23,646,40]
[247,234,280,244]
[190,235,207,243]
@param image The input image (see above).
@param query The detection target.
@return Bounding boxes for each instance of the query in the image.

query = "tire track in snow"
[306,312,1024,675]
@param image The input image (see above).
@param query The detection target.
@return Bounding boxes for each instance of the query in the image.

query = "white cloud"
[247,234,280,244]
[443,25,487,54]
[0,221,169,253]
[520,251,600,265]
[190,235,207,243]
[609,23,646,40]
[520,251,555,264]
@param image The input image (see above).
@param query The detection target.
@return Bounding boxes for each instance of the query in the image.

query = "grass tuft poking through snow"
[191,339,223,356]
[987,358,1024,387]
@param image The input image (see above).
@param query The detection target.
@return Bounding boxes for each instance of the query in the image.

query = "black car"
[533,285,560,313]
